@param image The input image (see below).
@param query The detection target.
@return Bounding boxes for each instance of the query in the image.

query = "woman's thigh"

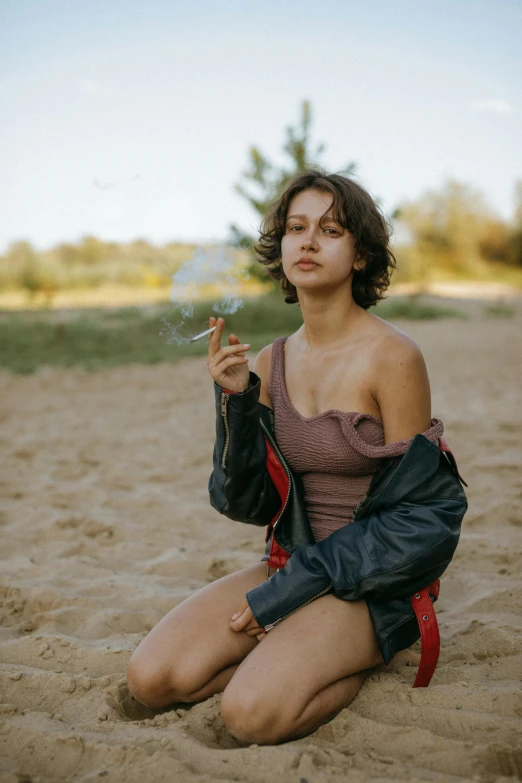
[221,593,383,739]
[127,561,268,705]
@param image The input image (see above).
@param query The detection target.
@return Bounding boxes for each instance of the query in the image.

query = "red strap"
[407,437,465,687]
[411,580,440,687]
[221,389,237,394]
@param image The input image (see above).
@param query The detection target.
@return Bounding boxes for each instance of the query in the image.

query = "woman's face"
[281,188,360,295]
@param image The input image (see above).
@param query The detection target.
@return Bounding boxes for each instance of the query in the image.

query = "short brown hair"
[254,169,397,308]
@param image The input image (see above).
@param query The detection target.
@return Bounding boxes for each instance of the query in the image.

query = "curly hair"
[254,169,397,308]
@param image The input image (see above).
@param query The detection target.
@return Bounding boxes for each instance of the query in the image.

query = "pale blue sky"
[1,0,520,253]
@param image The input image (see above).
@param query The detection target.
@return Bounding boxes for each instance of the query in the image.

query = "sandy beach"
[1,298,521,783]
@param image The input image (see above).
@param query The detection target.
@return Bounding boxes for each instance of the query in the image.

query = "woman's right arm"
[207,318,280,526]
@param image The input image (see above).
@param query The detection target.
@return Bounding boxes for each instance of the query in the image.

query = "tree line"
[2,101,521,301]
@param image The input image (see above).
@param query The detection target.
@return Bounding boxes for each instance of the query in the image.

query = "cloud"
[468,99,514,116]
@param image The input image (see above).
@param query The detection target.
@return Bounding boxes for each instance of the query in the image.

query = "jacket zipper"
[221,392,230,469]
[262,582,333,631]
[260,419,292,533]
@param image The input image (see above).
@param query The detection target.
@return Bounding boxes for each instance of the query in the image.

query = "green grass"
[0,293,466,374]
[484,303,517,318]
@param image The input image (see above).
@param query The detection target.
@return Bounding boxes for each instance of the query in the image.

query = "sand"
[1,298,521,783]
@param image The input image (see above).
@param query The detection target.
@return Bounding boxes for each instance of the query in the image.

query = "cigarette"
[189,325,217,343]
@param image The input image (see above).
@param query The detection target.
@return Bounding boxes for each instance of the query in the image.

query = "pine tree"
[230,100,356,279]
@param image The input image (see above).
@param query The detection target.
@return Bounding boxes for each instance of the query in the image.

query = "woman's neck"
[296,287,365,350]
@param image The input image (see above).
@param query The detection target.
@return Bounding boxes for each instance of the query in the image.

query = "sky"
[1,0,521,253]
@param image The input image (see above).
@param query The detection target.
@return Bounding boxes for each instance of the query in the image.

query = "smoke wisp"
[160,244,250,345]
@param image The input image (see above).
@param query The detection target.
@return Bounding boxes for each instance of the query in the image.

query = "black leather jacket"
[208,372,468,664]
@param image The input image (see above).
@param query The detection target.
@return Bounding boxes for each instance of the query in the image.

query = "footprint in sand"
[180,696,241,750]
[108,683,167,722]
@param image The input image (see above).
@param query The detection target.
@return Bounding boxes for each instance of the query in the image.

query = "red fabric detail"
[263,437,291,567]
[438,436,468,486]
[267,539,291,570]
[411,580,440,687]
[221,389,238,394]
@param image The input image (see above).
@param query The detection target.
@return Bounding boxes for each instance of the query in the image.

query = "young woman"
[127,170,467,745]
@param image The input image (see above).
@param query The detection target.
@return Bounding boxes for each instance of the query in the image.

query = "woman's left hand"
[230,601,266,642]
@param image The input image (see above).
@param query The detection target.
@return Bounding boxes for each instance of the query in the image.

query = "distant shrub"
[375,295,467,320]
[0,238,202,298]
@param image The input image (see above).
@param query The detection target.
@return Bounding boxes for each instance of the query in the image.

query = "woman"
[127,170,467,745]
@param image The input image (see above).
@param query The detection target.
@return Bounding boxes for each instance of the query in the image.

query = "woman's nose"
[301,230,318,250]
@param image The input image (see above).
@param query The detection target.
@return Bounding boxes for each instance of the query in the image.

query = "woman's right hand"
[207,316,251,393]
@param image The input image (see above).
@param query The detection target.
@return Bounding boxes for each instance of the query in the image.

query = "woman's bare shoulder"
[365,313,432,441]
[253,343,274,409]
[366,312,425,363]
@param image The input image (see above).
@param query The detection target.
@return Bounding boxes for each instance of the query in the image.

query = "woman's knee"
[220,686,285,745]
[127,650,171,708]
[127,647,200,708]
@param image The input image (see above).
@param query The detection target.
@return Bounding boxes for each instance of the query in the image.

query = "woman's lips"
[296,261,318,270]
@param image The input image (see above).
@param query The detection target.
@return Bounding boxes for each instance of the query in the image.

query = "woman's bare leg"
[220,593,385,745]
[279,644,423,740]
[127,562,268,708]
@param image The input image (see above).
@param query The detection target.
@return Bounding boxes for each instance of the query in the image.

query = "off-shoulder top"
[269,336,444,542]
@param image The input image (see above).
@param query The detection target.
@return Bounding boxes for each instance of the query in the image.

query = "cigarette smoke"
[160,243,249,345]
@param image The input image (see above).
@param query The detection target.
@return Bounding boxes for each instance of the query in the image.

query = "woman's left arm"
[372,334,432,445]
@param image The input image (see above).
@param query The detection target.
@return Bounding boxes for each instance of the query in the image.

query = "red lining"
[264,438,292,568]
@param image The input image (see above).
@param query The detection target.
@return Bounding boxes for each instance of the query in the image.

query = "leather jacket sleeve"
[208,372,281,526]
[246,437,467,629]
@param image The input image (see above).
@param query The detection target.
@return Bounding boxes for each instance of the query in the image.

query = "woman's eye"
[286,225,340,234]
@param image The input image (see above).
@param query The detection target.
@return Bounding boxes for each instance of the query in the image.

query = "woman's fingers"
[210,343,251,369]
[216,356,249,372]
[230,604,254,632]
[208,318,248,360]
[229,603,264,638]
[207,317,225,358]
[230,601,248,620]
[206,317,250,391]
[216,351,250,369]
[230,605,249,625]
[217,343,250,358]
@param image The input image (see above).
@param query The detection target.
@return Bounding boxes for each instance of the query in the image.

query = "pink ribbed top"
[269,336,444,542]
